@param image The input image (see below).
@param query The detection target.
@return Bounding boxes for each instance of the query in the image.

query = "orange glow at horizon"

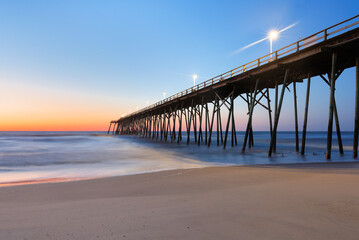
[0,79,128,131]
[0,111,121,131]
[0,120,110,131]
[0,107,125,131]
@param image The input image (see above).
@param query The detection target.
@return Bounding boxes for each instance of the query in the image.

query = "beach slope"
[1,163,359,240]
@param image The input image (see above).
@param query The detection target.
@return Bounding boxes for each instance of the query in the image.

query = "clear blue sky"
[0,0,358,130]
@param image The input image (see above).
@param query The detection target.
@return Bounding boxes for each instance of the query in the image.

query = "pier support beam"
[266,88,273,136]
[172,108,177,142]
[269,69,290,156]
[165,111,171,142]
[152,115,156,140]
[320,72,344,156]
[301,75,311,155]
[205,103,209,144]
[273,82,278,152]
[115,122,120,134]
[158,114,162,140]
[354,55,359,158]
[192,101,197,144]
[216,99,220,146]
[220,89,236,149]
[293,80,299,152]
[231,91,237,147]
[223,98,233,149]
[107,123,112,134]
[333,98,344,156]
[148,116,152,138]
[208,97,217,147]
[178,108,183,143]
[249,92,254,148]
[219,106,223,145]
[244,93,254,148]
[198,98,204,146]
[157,113,160,139]
[242,80,259,152]
[326,52,337,160]
[112,122,117,134]
[186,107,192,144]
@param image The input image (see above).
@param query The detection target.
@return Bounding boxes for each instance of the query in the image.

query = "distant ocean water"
[0,131,356,185]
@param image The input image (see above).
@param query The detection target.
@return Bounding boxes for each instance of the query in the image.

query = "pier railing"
[120,15,359,120]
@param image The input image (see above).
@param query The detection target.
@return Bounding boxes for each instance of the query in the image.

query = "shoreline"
[2,161,359,188]
[0,166,210,188]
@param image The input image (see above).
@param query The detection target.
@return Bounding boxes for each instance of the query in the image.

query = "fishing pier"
[108,15,359,159]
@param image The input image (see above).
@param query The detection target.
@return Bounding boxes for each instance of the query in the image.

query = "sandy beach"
[1,162,359,240]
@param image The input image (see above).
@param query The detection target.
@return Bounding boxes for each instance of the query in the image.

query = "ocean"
[0,131,356,185]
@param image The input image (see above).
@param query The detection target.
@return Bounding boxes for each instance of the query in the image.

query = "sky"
[0,0,358,131]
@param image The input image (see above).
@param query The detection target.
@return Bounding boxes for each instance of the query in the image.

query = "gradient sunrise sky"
[0,0,358,131]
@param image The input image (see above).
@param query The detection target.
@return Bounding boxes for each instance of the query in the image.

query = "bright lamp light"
[269,30,279,40]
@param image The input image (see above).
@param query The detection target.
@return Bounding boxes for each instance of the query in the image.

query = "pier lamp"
[268,30,279,57]
[193,74,198,86]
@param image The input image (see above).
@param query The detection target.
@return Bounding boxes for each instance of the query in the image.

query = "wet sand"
[1,162,359,240]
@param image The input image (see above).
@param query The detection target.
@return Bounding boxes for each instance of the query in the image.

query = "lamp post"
[268,30,279,58]
[193,74,198,86]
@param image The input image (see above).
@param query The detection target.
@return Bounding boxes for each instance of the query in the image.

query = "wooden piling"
[268,69,290,156]
[231,94,237,147]
[178,110,182,143]
[326,52,337,160]
[112,122,116,134]
[223,97,232,150]
[192,102,197,143]
[208,99,216,147]
[204,103,210,145]
[266,88,273,136]
[172,110,177,142]
[301,75,311,155]
[216,99,220,146]
[107,123,112,134]
[245,93,254,148]
[186,108,192,144]
[293,80,299,152]
[249,91,254,147]
[274,82,278,152]
[198,99,204,146]
[218,107,224,145]
[166,112,171,142]
[354,56,359,158]
[242,80,259,152]
[333,99,344,155]
[115,122,120,135]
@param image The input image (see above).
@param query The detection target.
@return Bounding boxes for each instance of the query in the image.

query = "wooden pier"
[108,15,359,159]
